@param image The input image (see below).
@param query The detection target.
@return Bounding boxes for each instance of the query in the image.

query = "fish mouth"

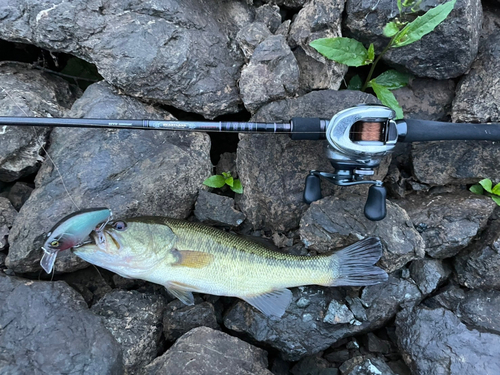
[74,229,121,253]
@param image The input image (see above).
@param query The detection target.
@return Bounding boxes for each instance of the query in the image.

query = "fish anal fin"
[242,289,292,318]
[172,249,214,269]
[166,281,199,306]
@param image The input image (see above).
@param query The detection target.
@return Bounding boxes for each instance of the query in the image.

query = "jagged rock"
[239,35,300,113]
[456,290,500,335]
[263,0,307,7]
[397,190,495,258]
[288,0,347,91]
[409,258,450,295]
[91,290,166,374]
[345,0,482,79]
[6,181,33,210]
[163,299,219,342]
[0,274,123,374]
[236,22,273,61]
[290,354,338,375]
[342,356,397,375]
[6,81,211,273]
[141,326,272,375]
[411,140,500,185]
[452,33,500,123]
[0,0,252,118]
[396,306,500,374]
[454,219,500,289]
[59,267,113,305]
[237,90,378,232]
[256,4,282,33]
[224,278,421,361]
[393,78,455,120]
[423,283,466,310]
[300,194,425,273]
[195,190,246,227]
[0,198,16,251]
[216,152,237,177]
[363,333,392,354]
[0,62,78,182]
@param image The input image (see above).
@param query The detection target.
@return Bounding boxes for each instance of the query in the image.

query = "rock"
[163,299,219,342]
[288,0,347,91]
[324,299,355,325]
[454,219,500,289]
[216,152,237,177]
[59,267,113,305]
[0,1,252,118]
[91,290,166,374]
[456,290,500,335]
[411,140,500,185]
[224,278,421,361]
[239,35,300,113]
[345,0,482,79]
[396,306,500,374]
[6,81,211,273]
[300,194,425,273]
[6,181,33,210]
[423,283,465,311]
[0,62,78,182]
[342,356,397,375]
[141,326,272,375]
[194,190,246,227]
[363,333,392,354]
[237,90,379,232]
[393,78,455,120]
[291,354,338,375]
[0,274,123,374]
[0,252,6,268]
[409,258,450,296]
[264,0,307,7]
[452,34,500,123]
[396,190,495,258]
[0,198,17,251]
[481,5,500,39]
[256,4,282,33]
[236,22,273,61]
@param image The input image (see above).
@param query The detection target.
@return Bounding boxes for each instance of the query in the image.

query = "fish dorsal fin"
[172,249,214,268]
[242,289,293,317]
[166,281,197,305]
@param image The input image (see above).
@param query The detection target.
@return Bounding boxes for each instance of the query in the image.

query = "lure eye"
[112,221,127,231]
[50,240,60,248]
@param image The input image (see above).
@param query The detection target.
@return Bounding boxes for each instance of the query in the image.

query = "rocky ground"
[1,0,500,374]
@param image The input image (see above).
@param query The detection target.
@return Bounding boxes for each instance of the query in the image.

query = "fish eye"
[112,221,127,231]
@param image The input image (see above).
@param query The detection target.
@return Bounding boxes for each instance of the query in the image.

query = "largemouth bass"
[73,217,388,317]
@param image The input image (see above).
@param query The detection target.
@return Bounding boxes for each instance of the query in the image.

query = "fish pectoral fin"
[242,289,292,318]
[172,249,214,269]
[166,281,198,306]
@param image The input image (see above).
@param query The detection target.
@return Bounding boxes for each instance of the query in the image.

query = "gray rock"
[91,290,166,374]
[300,195,425,273]
[264,0,307,7]
[59,267,113,305]
[195,190,246,226]
[342,357,397,375]
[141,326,272,375]
[424,283,466,311]
[6,182,33,211]
[291,354,338,375]
[393,78,455,120]
[452,34,500,123]
[237,90,379,232]
[224,278,421,361]
[1,0,252,118]
[457,290,500,335]
[239,35,300,113]
[454,219,500,289]
[256,4,282,33]
[397,191,495,258]
[409,258,450,295]
[0,62,78,182]
[481,5,500,39]
[0,252,6,268]
[216,152,237,178]
[411,140,500,185]
[0,274,123,374]
[6,81,211,273]
[0,198,16,251]
[324,299,355,325]
[345,0,482,79]
[396,306,500,374]
[363,333,392,354]
[163,299,219,342]
[236,22,273,61]
[288,0,347,91]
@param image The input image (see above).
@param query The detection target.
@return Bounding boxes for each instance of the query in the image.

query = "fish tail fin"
[330,237,388,287]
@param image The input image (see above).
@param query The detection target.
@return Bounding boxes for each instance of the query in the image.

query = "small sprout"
[203,171,243,194]
[470,178,500,206]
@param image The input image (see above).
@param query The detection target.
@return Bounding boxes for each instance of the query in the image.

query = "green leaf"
[367,43,375,63]
[479,178,493,193]
[393,0,457,48]
[371,70,410,90]
[225,176,234,187]
[383,22,400,37]
[309,37,370,67]
[203,175,226,188]
[370,81,404,119]
[492,196,500,206]
[469,184,484,195]
[397,0,403,13]
[492,183,500,196]
[231,179,243,194]
[347,75,363,90]
[222,172,231,179]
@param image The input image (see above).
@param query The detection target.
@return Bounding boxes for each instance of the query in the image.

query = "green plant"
[203,171,243,194]
[309,0,457,119]
[470,179,500,205]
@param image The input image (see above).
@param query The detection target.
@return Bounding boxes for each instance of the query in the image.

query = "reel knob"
[364,185,387,221]
[304,173,322,203]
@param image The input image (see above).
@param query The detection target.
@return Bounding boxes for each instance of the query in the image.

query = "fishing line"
[0,86,80,211]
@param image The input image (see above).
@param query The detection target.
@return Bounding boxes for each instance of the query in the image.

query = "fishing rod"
[3,104,500,221]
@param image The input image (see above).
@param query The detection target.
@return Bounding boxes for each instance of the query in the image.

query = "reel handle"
[364,185,387,221]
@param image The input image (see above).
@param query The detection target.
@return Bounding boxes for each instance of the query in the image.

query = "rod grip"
[290,118,323,140]
[400,119,500,142]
